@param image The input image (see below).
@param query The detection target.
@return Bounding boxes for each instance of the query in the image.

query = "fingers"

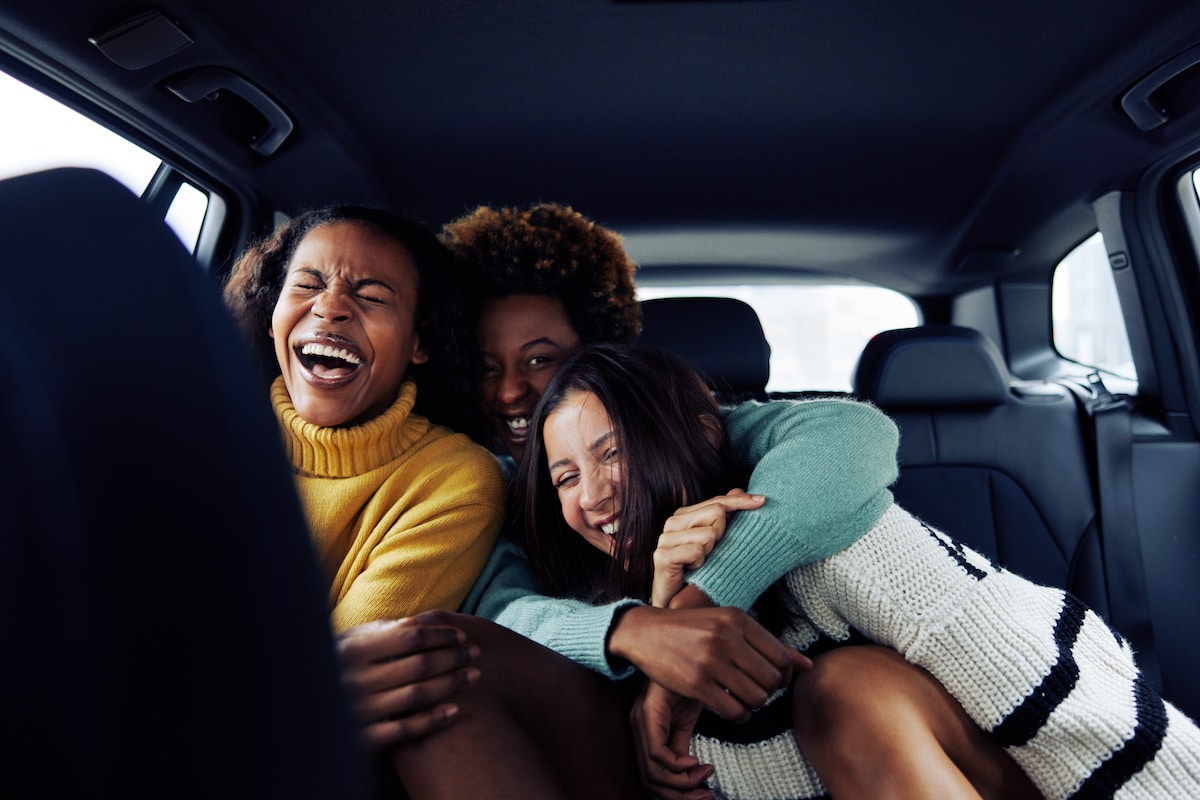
[681,610,803,720]
[632,687,714,800]
[337,616,468,671]
[335,615,483,749]
[356,666,482,748]
[671,489,765,520]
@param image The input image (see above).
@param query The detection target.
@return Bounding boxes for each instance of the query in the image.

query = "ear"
[410,333,430,365]
[699,412,723,449]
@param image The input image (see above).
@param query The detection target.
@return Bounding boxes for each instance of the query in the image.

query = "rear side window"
[0,69,209,252]
[1052,232,1136,382]
[636,283,919,392]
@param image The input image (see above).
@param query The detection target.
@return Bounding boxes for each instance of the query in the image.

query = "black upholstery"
[0,169,368,797]
[853,325,1009,408]
[638,296,771,400]
[853,326,1107,613]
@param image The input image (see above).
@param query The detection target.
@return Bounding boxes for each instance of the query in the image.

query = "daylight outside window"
[0,69,207,251]
[636,284,919,392]
[1052,232,1136,383]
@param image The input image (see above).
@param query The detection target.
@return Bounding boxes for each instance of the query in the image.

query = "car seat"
[852,325,1108,613]
[637,296,771,402]
[0,168,368,797]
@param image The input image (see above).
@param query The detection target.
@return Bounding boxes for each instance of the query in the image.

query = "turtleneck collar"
[271,376,430,478]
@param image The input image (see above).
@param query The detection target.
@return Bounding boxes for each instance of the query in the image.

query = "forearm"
[464,539,639,679]
[692,398,898,609]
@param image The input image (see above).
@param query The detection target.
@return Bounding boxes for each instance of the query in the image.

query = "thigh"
[793,644,1038,800]
[393,613,644,799]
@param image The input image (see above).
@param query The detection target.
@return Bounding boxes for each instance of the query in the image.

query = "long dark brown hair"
[514,343,744,603]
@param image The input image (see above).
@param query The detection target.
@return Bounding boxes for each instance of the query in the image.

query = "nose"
[497,369,531,406]
[312,287,352,322]
[578,465,612,512]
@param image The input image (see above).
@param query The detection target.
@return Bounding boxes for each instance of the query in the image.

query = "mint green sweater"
[460,397,899,678]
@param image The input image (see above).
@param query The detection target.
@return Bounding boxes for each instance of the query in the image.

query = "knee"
[793,645,915,739]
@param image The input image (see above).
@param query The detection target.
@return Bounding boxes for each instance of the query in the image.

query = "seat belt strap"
[1079,372,1162,691]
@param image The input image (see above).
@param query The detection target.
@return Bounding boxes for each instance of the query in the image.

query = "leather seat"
[852,325,1107,612]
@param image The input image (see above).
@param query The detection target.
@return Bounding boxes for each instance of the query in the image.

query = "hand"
[335,611,481,749]
[631,680,712,800]
[652,489,765,607]
[609,603,811,722]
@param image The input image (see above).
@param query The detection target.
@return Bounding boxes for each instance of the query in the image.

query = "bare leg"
[793,645,1040,800]
[387,613,646,800]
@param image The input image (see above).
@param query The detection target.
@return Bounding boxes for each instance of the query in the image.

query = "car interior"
[4,0,1200,788]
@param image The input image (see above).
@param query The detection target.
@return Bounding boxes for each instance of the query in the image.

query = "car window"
[1052,232,1136,383]
[636,283,919,392]
[0,69,208,252]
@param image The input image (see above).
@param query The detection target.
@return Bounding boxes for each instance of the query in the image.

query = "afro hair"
[440,203,641,344]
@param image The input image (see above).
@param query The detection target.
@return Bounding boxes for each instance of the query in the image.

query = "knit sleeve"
[461,539,640,679]
[686,398,898,610]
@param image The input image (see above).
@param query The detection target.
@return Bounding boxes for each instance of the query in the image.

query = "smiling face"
[270,220,427,428]
[477,293,582,461]
[543,388,623,557]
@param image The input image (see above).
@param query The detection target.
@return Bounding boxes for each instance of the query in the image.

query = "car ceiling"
[3,1,1200,296]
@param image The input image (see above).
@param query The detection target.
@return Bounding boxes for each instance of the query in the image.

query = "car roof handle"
[1120,42,1200,132]
[165,66,294,156]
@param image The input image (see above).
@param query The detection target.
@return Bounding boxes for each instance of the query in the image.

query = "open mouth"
[600,520,619,537]
[297,342,363,379]
[504,415,530,439]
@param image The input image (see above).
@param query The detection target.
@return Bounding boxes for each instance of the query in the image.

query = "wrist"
[607,604,657,666]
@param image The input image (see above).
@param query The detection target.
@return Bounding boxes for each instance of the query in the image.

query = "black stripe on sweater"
[991,594,1085,747]
[1069,675,1168,800]
[923,523,989,581]
[693,684,795,745]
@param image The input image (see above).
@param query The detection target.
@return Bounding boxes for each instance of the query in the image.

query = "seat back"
[0,168,367,797]
[637,296,771,401]
[853,326,1107,612]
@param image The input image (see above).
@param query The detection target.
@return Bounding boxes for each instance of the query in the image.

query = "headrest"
[853,325,1009,408]
[637,296,771,397]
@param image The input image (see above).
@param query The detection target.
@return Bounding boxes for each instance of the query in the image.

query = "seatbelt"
[1061,371,1162,692]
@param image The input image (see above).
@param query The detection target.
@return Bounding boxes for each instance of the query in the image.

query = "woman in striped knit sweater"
[515,342,1200,800]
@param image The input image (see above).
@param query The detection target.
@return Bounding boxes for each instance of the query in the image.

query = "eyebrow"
[547,429,616,473]
[520,336,566,352]
[293,267,397,294]
[480,336,565,361]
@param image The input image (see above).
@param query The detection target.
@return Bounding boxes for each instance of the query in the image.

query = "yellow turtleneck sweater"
[271,376,505,632]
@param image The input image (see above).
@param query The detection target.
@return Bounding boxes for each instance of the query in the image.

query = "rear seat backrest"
[637,296,771,402]
[853,325,1107,613]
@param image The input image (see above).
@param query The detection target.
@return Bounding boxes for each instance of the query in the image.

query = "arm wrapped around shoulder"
[688,398,899,610]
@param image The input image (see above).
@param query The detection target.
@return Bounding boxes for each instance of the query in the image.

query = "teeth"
[600,520,619,536]
[506,417,529,434]
[301,343,362,365]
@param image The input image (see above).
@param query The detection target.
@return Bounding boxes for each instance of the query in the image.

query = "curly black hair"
[221,205,478,432]
[440,203,642,345]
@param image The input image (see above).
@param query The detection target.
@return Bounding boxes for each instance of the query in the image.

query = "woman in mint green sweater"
[513,343,1200,800]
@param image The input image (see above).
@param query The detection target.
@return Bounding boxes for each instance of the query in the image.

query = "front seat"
[0,168,368,797]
